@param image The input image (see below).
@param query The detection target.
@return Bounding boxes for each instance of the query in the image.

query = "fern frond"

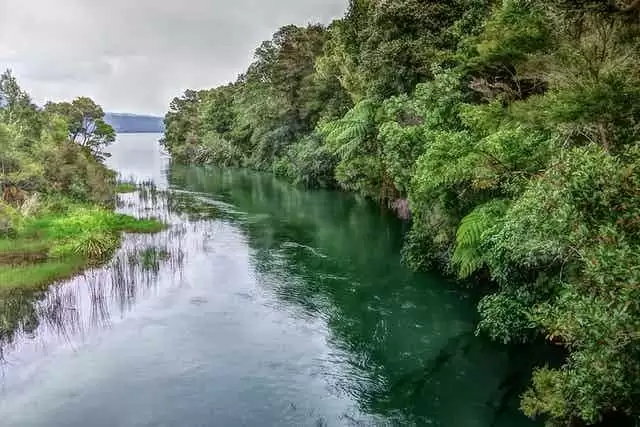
[320,100,379,159]
[452,200,508,278]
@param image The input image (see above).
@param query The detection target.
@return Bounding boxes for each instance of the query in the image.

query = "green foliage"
[42,138,117,204]
[1,72,118,204]
[70,232,118,260]
[0,70,43,139]
[192,132,243,166]
[0,123,45,190]
[0,201,23,237]
[274,133,337,188]
[162,1,640,424]
[161,89,202,160]
[477,291,539,344]
[452,200,508,279]
[45,96,116,158]
[337,0,492,99]
[380,69,468,194]
[475,0,552,67]
[322,99,378,158]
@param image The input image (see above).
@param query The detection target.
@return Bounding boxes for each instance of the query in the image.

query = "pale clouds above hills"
[0,0,347,115]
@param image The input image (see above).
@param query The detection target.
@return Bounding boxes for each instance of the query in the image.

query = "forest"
[161,0,640,425]
[0,70,163,291]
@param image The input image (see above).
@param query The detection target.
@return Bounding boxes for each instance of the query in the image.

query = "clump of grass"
[71,232,119,260]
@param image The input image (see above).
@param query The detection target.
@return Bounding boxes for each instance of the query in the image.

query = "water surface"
[0,134,537,426]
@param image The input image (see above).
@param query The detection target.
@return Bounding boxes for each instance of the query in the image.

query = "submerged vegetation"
[115,180,139,194]
[162,0,640,425]
[0,70,164,290]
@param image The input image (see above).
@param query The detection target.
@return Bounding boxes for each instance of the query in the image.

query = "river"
[0,134,538,426]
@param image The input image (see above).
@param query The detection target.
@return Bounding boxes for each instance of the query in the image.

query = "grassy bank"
[0,198,164,291]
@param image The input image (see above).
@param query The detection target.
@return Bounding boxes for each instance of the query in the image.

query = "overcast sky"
[0,0,347,115]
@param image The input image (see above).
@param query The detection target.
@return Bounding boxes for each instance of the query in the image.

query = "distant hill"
[104,113,164,133]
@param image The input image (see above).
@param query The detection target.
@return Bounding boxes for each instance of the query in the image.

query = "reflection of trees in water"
[168,164,537,426]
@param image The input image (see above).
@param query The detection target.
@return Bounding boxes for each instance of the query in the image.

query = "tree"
[0,72,116,202]
[45,97,115,157]
[0,70,42,139]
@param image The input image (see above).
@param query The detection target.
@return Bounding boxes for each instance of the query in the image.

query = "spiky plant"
[72,232,118,261]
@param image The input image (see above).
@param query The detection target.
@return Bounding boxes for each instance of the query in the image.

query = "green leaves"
[319,100,385,198]
[70,232,118,261]
[476,291,538,344]
[44,96,116,158]
[452,200,508,279]
[0,70,42,139]
[0,72,116,204]
[321,99,378,159]
[476,146,640,423]
[475,0,552,66]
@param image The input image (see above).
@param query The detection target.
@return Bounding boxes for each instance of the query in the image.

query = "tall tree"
[0,70,42,139]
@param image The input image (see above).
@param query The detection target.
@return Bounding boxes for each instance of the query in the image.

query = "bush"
[43,141,115,204]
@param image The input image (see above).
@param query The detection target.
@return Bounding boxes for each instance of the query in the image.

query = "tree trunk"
[598,123,610,153]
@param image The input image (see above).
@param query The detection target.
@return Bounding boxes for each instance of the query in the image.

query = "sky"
[0,0,347,116]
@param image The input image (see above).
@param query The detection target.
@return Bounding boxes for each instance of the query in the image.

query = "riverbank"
[0,192,164,292]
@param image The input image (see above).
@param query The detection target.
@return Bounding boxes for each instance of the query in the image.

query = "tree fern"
[320,100,378,160]
[452,200,508,278]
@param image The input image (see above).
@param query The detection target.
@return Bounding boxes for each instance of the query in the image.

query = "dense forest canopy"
[162,1,640,425]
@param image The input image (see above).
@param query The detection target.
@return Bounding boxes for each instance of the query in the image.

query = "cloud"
[0,0,347,115]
